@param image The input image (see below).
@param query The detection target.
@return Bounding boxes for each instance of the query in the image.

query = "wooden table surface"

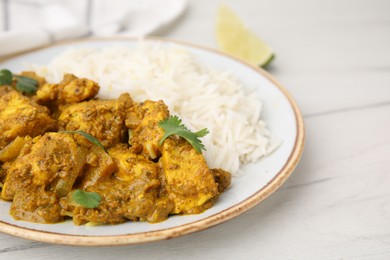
[1,0,389,259]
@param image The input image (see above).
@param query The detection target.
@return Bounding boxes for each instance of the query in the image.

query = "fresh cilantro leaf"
[0,69,13,85]
[60,130,107,153]
[72,189,101,209]
[195,128,210,137]
[15,75,38,95]
[159,115,209,153]
[0,69,39,95]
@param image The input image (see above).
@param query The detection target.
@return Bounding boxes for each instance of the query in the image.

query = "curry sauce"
[0,72,231,225]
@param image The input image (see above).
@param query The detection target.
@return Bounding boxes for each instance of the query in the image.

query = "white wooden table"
[1,0,390,259]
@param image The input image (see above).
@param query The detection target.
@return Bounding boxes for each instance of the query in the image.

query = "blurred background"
[1,0,389,116]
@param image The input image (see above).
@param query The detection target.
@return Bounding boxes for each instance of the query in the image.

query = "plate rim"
[0,36,305,246]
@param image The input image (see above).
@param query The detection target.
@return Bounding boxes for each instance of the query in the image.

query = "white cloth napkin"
[0,0,187,57]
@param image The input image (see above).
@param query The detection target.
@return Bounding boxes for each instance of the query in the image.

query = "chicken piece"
[1,133,86,201]
[10,185,63,224]
[126,100,169,159]
[109,144,157,183]
[0,90,56,150]
[36,73,99,105]
[160,138,219,214]
[58,76,99,104]
[108,144,173,223]
[29,133,86,193]
[58,93,133,148]
[61,144,173,225]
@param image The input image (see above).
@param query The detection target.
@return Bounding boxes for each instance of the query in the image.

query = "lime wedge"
[216,4,275,67]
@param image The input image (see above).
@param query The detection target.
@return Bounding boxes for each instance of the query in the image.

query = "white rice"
[31,43,280,175]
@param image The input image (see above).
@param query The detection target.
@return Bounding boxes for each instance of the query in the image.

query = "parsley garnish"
[0,69,12,85]
[159,115,209,153]
[72,189,101,209]
[14,75,38,95]
[60,130,107,153]
[0,69,38,95]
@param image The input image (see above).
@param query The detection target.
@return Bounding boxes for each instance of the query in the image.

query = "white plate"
[0,38,304,245]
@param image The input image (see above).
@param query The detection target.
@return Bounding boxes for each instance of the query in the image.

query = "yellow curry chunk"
[126,100,169,159]
[36,73,99,105]
[29,133,85,187]
[58,93,133,148]
[109,144,157,182]
[1,133,85,202]
[109,144,174,223]
[0,90,56,150]
[160,138,219,214]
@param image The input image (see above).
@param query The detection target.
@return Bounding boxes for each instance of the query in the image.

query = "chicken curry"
[0,71,231,225]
